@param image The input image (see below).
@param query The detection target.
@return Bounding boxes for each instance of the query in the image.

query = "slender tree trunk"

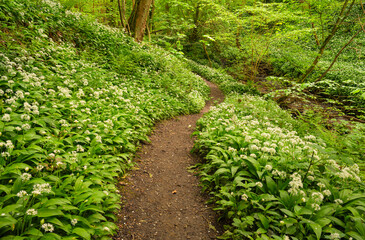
[117,0,125,28]
[315,28,362,83]
[236,26,242,49]
[128,0,153,42]
[299,0,355,83]
[202,43,212,67]
[117,0,131,33]
[147,0,155,41]
[189,3,200,42]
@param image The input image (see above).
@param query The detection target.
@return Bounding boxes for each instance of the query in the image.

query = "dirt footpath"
[113,81,224,240]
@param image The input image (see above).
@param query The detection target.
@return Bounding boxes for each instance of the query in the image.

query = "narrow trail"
[113,81,225,240]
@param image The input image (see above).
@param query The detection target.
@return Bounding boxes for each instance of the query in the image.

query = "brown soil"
[113,81,225,240]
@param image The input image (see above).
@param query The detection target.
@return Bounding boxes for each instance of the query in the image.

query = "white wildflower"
[311,192,324,202]
[17,190,28,197]
[264,165,272,171]
[41,223,54,232]
[26,209,37,216]
[255,182,263,188]
[76,145,84,152]
[241,194,248,201]
[37,165,44,171]
[2,114,11,122]
[330,232,340,240]
[311,203,321,211]
[323,189,331,197]
[307,175,315,181]
[71,219,78,226]
[21,173,32,181]
[288,172,303,195]
[32,183,52,195]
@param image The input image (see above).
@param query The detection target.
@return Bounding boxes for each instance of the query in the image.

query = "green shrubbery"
[193,95,365,240]
[186,59,260,96]
[0,0,209,238]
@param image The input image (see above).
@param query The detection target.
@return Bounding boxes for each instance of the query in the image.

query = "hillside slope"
[0,0,209,239]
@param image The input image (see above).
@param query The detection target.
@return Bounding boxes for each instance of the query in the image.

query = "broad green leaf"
[0,215,17,229]
[23,228,43,237]
[214,168,230,176]
[0,185,11,194]
[72,228,91,240]
[258,213,269,230]
[41,233,62,240]
[280,208,294,217]
[309,222,322,240]
[74,176,85,191]
[37,208,64,218]
[44,198,71,207]
[346,231,364,240]
[231,166,239,177]
[265,176,277,194]
[0,204,23,214]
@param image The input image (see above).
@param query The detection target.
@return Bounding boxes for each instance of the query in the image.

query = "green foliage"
[0,0,209,238]
[186,59,260,96]
[193,94,365,239]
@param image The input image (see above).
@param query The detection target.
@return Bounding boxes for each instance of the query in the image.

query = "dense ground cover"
[266,2,365,120]
[0,0,209,239]
[190,63,365,239]
[194,94,365,240]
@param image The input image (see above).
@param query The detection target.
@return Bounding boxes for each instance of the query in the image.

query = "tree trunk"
[299,0,355,83]
[117,0,131,33]
[128,0,153,42]
[189,3,201,42]
[316,27,362,83]
[147,0,155,41]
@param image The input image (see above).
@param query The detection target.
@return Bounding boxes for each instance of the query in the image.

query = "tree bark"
[117,0,131,33]
[299,0,355,83]
[128,0,153,42]
[189,3,201,42]
[315,28,362,83]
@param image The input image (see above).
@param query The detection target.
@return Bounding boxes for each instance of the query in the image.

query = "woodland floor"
[113,81,225,240]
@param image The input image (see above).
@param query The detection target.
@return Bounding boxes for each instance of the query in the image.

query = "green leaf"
[0,215,17,229]
[23,228,43,237]
[37,208,64,218]
[44,198,71,207]
[214,168,230,176]
[258,213,269,230]
[0,204,23,214]
[74,176,85,191]
[346,231,364,240]
[280,208,294,217]
[0,185,11,194]
[41,233,62,240]
[265,176,277,194]
[315,218,331,227]
[72,228,91,240]
[309,222,322,240]
[231,166,239,177]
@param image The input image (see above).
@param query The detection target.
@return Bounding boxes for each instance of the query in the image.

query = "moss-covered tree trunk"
[128,0,153,42]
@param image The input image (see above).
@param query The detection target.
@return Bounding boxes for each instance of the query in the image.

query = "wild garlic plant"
[0,0,210,238]
[194,94,365,240]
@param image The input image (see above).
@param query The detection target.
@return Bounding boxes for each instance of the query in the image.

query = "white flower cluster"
[26,209,38,216]
[41,223,54,232]
[32,183,52,195]
[288,172,303,195]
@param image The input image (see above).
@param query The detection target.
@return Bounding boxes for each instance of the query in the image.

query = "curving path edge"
[113,81,225,240]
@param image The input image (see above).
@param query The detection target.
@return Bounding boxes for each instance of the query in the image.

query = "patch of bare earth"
[113,81,225,240]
